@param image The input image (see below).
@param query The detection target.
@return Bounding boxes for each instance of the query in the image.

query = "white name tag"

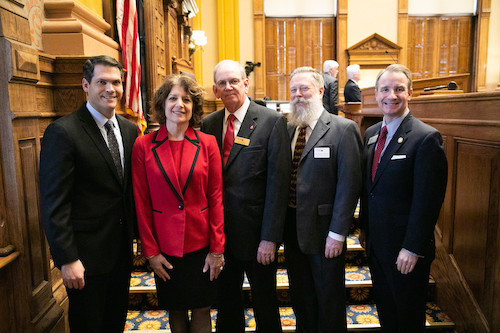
[368,135,378,145]
[391,154,407,160]
[314,147,330,158]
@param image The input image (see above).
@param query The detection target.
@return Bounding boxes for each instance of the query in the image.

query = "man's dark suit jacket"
[344,79,362,103]
[360,113,447,262]
[321,73,339,115]
[40,103,138,276]
[201,100,291,261]
[288,110,362,253]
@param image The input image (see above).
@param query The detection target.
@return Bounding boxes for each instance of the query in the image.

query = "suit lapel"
[371,115,413,187]
[77,105,123,185]
[116,115,133,189]
[365,126,379,185]
[152,126,183,204]
[180,128,201,195]
[211,110,224,155]
[300,110,330,162]
[225,105,258,168]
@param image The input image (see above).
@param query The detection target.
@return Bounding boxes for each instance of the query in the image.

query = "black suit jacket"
[321,73,338,115]
[288,111,362,253]
[344,79,361,103]
[40,103,138,276]
[201,100,291,261]
[360,113,447,262]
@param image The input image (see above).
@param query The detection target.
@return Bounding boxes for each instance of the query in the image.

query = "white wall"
[264,0,336,17]
[408,0,476,15]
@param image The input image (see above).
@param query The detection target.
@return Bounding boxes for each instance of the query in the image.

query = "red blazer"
[132,126,224,258]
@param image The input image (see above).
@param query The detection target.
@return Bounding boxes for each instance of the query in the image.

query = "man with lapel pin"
[359,64,447,332]
[201,60,290,333]
[284,66,362,333]
[40,55,138,332]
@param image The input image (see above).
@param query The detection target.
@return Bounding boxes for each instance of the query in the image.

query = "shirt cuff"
[328,231,345,242]
[402,248,424,258]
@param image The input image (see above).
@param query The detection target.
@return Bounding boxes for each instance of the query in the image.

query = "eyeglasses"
[215,78,242,89]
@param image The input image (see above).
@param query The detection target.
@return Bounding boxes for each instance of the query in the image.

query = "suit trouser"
[66,228,131,333]
[216,250,282,333]
[368,249,431,333]
[284,207,347,333]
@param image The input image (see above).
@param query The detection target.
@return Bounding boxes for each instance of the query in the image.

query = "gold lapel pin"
[398,137,403,144]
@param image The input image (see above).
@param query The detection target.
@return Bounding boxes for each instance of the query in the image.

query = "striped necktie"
[289,126,307,206]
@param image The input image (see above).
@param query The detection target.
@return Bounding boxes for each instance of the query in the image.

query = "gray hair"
[323,60,339,74]
[346,64,360,80]
[290,66,324,89]
[375,64,413,91]
[213,60,247,83]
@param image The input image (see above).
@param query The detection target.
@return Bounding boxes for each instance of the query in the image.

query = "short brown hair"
[375,64,413,91]
[151,74,205,127]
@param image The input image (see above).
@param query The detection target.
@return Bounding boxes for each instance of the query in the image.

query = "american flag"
[116,0,147,135]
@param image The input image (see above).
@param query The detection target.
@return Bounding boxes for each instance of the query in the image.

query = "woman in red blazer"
[132,74,224,333]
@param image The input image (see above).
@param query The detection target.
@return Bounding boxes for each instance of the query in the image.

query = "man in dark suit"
[284,66,362,333]
[39,55,138,333]
[344,64,362,103]
[201,60,290,333]
[359,64,447,332]
[321,60,339,115]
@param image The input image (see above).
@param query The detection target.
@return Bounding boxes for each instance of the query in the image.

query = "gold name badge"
[234,136,250,146]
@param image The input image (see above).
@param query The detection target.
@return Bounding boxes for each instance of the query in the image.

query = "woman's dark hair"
[151,74,205,127]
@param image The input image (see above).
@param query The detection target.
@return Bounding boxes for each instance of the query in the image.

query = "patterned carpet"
[124,302,453,331]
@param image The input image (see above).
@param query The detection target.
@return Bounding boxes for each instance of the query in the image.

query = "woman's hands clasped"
[203,252,225,281]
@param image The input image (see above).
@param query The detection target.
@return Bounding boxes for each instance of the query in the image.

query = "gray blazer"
[288,110,362,254]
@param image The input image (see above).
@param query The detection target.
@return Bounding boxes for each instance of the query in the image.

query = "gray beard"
[288,96,323,128]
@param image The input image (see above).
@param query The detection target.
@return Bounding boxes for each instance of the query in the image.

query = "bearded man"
[284,67,363,333]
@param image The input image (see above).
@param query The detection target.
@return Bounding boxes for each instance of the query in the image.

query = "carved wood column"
[474,0,491,91]
[337,0,348,89]
[0,1,64,332]
[253,0,265,98]
[41,0,119,57]
[398,0,408,65]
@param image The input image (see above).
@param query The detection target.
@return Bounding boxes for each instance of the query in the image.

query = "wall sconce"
[189,30,207,57]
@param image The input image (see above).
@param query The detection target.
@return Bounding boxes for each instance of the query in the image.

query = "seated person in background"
[132,74,225,333]
[344,64,362,103]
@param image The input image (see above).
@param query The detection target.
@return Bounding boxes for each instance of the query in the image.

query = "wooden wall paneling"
[474,0,491,91]
[0,4,65,330]
[409,92,500,332]
[264,19,280,100]
[453,139,499,322]
[337,0,348,88]
[408,16,473,80]
[265,17,334,100]
[398,0,408,65]
[167,5,179,77]
[144,0,166,106]
[253,0,266,99]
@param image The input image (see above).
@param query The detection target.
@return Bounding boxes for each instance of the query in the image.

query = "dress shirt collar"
[86,101,118,129]
[225,97,250,124]
[382,108,410,138]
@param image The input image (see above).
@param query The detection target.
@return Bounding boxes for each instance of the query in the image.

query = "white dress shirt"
[86,101,124,167]
[222,97,251,139]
